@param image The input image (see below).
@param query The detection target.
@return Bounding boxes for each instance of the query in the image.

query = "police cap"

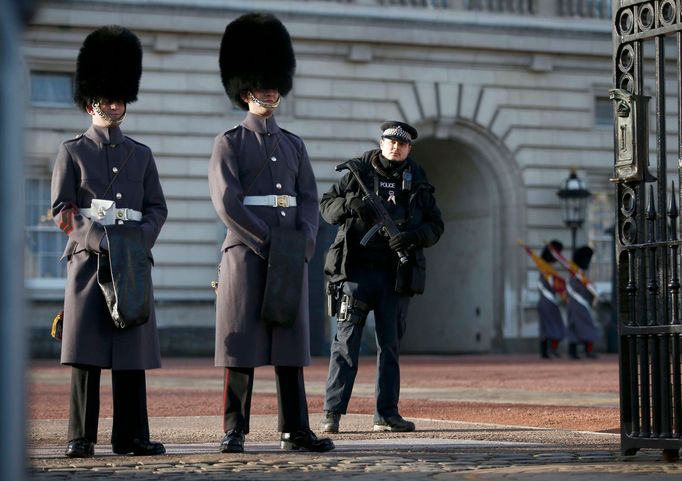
[380,121,418,145]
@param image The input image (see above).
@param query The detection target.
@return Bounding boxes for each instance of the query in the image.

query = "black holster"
[326,281,342,317]
[97,225,151,329]
[337,294,370,326]
[260,227,306,328]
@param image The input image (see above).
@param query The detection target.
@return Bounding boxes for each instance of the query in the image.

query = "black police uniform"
[321,139,443,427]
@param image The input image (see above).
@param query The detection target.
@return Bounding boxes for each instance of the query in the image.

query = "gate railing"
[612,0,682,459]
[309,0,612,18]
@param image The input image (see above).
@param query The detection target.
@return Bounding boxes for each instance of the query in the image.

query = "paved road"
[27,355,682,479]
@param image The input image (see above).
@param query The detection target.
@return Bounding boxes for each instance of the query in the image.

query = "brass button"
[112,167,119,173]
[280,211,286,217]
[110,144,117,148]
[276,183,282,189]
[115,193,122,200]
[117,220,124,225]
[271,156,277,162]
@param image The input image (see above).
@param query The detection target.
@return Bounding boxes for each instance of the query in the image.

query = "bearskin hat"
[572,246,594,271]
[540,240,563,263]
[219,13,296,110]
[73,25,142,112]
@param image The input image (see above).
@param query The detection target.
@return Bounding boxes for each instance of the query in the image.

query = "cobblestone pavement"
[28,438,680,481]
[29,414,681,479]
[28,356,682,480]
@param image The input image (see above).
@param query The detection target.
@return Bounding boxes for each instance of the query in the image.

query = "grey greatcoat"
[209,112,319,368]
[566,276,601,343]
[537,274,566,342]
[51,124,167,370]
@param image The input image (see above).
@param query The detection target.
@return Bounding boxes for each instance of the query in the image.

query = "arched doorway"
[401,121,524,353]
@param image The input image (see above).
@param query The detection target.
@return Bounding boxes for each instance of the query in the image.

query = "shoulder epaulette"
[63,134,84,144]
[279,127,302,141]
[125,136,151,151]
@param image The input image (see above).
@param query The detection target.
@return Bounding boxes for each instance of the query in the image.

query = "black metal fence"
[612,0,682,458]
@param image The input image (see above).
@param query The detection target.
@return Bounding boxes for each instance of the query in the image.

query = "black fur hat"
[74,25,142,112]
[540,240,563,263]
[219,13,296,110]
[572,246,594,270]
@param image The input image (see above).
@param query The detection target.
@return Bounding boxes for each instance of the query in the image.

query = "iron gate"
[612,0,682,458]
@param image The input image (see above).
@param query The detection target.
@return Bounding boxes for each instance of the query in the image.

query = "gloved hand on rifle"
[389,230,423,251]
[346,194,375,223]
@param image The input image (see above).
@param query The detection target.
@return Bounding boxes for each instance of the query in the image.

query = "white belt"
[537,279,559,306]
[567,281,595,318]
[79,207,143,225]
[243,195,297,208]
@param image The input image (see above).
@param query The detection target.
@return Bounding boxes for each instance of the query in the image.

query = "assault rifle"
[336,160,408,264]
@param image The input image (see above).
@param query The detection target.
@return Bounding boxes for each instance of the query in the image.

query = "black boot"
[569,343,580,359]
[220,428,245,453]
[540,340,550,359]
[65,438,95,458]
[112,438,165,456]
[281,429,335,452]
[584,342,598,359]
[320,411,341,433]
[373,414,416,432]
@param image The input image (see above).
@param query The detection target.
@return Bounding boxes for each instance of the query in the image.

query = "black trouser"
[68,365,149,446]
[223,366,310,434]
[324,266,410,421]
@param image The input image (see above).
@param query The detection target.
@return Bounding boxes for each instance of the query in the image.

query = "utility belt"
[80,199,142,225]
[243,195,297,208]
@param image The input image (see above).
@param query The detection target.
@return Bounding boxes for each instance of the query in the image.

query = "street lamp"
[557,169,591,252]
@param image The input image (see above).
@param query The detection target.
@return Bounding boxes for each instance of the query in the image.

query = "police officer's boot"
[373,414,415,432]
[320,411,340,433]
[539,340,550,359]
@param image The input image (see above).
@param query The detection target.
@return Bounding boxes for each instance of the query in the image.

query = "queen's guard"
[209,12,334,454]
[536,240,567,359]
[51,26,167,458]
[567,246,601,359]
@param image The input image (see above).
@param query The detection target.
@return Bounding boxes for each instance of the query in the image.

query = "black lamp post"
[557,169,591,252]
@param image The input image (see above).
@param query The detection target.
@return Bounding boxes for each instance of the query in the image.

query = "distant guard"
[567,246,601,359]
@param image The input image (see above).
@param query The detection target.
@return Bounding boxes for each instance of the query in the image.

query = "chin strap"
[247,91,280,110]
[92,101,126,126]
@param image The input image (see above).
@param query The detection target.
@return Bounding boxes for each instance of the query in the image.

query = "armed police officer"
[320,121,444,433]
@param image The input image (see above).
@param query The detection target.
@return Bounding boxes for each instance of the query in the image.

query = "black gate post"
[612,0,682,460]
